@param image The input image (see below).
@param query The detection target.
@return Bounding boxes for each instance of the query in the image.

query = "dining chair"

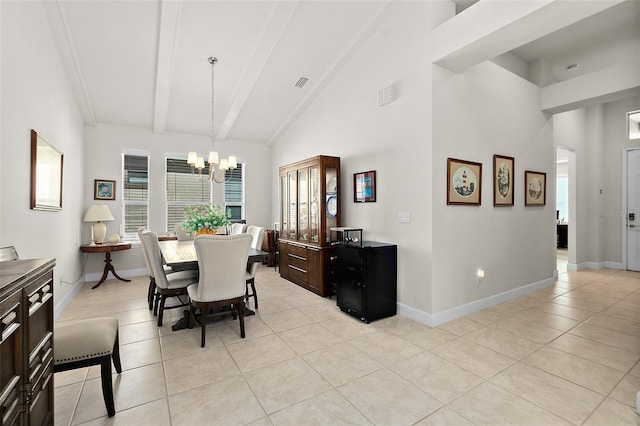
[140,230,197,326]
[245,225,266,309]
[230,223,247,235]
[189,234,252,347]
[174,223,193,241]
[137,228,182,310]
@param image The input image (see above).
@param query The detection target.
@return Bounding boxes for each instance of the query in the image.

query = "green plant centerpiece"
[182,203,231,236]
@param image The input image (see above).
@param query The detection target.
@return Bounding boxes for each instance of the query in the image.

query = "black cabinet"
[336,241,397,323]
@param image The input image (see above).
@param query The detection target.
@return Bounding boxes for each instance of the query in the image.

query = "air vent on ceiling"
[378,85,394,106]
[295,77,309,88]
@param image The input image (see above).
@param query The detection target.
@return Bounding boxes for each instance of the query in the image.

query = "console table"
[80,242,131,289]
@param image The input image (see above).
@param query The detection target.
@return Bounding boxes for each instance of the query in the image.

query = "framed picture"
[447,158,482,205]
[493,155,514,206]
[524,170,546,206]
[31,130,64,211]
[94,179,116,200]
[354,170,376,202]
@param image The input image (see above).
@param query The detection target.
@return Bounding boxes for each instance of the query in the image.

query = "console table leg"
[92,252,132,289]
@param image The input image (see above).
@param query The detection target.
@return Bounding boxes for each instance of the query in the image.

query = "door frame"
[621,148,638,270]
[556,145,576,272]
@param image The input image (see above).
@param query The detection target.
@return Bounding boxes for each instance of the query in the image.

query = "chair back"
[194,234,252,302]
[230,223,247,235]
[174,223,193,241]
[246,226,266,277]
[140,230,170,289]
[0,246,19,261]
[137,228,154,278]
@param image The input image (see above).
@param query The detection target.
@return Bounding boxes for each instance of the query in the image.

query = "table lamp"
[83,204,114,244]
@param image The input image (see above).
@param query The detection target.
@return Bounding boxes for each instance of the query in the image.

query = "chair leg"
[100,356,116,417]
[153,292,160,316]
[250,279,258,309]
[238,302,245,339]
[111,332,122,374]
[147,278,156,310]
[200,307,207,348]
[157,295,166,326]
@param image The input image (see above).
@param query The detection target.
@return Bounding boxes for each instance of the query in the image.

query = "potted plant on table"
[181,203,231,236]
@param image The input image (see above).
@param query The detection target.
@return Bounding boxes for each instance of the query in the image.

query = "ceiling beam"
[152,0,181,134]
[216,1,299,141]
[42,0,96,126]
[431,0,627,73]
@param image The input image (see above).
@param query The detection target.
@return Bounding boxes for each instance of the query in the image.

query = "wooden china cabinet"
[278,155,340,296]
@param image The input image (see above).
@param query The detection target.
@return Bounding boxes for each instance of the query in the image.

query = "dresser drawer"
[288,254,308,271]
[288,265,308,285]
[287,243,308,259]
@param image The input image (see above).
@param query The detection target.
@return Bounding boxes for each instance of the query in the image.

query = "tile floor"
[54,265,640,425]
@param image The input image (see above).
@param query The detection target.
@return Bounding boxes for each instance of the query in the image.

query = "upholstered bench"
[53,317,122,417]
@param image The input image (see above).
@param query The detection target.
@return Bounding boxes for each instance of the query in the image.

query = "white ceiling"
[43,0,640,145]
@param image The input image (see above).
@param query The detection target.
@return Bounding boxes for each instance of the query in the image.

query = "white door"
[627,149,640,271]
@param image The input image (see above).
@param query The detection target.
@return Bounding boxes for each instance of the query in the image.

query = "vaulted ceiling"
[42,0,639,146]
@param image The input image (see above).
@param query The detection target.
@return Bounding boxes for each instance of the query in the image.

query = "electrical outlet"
[477,269,485,282]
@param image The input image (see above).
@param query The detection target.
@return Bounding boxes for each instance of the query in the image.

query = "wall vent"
[378,86,394,106]
[295,77,309,88]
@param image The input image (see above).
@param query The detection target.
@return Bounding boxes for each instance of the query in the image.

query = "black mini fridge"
[336,241,397,323]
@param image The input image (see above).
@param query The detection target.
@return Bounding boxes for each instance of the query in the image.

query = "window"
[166,158,212,232]
[123,154,149,238]
[225,163,244,221]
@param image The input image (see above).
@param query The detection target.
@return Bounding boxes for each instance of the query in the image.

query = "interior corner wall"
[270,1,434,314]
[83,124,271,276]
[432,61,555,317]
[1,1,86,309]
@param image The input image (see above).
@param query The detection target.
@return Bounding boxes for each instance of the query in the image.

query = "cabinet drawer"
[288,265,308,285]
[287,244,308,259]
[288,255,308,271]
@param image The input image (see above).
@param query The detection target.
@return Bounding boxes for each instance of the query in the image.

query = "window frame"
[122,151,150,242]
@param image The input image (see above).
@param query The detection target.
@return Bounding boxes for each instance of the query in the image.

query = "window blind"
[123,154,149,235]
[225,163,244,221]
[166,158,211,232]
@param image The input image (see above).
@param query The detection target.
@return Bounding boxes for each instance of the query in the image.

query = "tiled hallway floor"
[54,265,640,425]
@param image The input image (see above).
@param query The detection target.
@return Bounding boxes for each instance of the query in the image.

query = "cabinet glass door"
[280,175,288,237]
[288,172,297,240]
[310,166,319,243]
[325,167,338,241]
[298,168,309,241]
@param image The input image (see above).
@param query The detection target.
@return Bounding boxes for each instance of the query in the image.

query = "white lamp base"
[93,222,107,244]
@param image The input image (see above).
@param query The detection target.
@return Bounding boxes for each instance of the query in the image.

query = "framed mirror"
[30,129,63,211]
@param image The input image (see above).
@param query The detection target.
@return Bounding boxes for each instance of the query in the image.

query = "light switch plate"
[398,212,411,223]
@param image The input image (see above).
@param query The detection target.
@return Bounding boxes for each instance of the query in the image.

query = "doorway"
[556,147,574,272]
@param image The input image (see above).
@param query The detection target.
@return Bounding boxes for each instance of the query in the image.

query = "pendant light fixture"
[187,57,237,183]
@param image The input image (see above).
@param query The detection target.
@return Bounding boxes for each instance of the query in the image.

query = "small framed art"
[447,158,482,205]
[354,170,376,203]
[524,170,546,206]
[94,179,116,200]
[493,155,514,206]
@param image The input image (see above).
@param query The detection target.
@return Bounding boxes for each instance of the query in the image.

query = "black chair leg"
[238,302,245,339]
[250,280,258,309]
[100,356,115,417]
[157,295,166,326]
[112,332,122,373]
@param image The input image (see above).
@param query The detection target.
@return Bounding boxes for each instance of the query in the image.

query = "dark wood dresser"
[0,258,55,425]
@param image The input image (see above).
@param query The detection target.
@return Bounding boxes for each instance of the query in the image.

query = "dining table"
[157,239,268,331]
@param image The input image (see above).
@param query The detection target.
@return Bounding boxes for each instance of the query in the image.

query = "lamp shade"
[83,205,114,222]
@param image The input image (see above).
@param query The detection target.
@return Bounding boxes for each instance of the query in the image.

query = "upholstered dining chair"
[174,223,193,241]
[137,228,181,310]
[189,234,252,347]
[140,230,197,326]
[230,222,247,235]
[245,225,266,309]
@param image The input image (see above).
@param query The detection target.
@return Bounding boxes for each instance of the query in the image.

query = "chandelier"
[187,56,237,183]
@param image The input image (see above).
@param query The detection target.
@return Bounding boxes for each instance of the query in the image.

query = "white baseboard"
[54,282,84,320]
[603,261,624,270]
[567,261,623,271]
[398,277,555,328]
